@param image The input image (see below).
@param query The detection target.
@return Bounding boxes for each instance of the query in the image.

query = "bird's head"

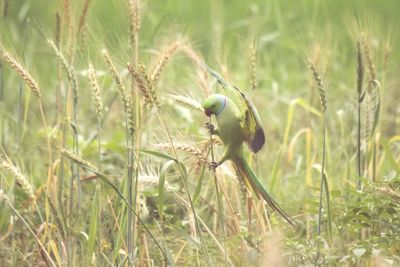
[202,94,227,117]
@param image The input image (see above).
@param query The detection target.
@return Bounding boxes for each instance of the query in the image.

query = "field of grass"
[0,0,400,266]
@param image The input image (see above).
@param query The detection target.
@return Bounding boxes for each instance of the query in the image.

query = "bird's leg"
[205,122,219,136]
[209,150,229,170]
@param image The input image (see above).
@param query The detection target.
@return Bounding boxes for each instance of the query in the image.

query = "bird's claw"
[209,161,219,170]
[205,122,215,134]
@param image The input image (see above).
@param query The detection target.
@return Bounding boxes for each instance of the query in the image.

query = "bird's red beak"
[204,109,212,117]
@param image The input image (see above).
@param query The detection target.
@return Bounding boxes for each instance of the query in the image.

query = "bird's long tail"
[232,157,296,227]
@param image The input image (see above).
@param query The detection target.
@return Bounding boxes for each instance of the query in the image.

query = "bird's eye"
[212,104,216,108]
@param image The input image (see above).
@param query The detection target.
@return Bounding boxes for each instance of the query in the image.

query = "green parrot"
[202,65,295,227]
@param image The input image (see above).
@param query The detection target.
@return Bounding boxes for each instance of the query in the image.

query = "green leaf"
[87,184,101,260]
[193,164,206,202]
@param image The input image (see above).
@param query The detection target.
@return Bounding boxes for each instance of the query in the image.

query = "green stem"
[208,117,228,266]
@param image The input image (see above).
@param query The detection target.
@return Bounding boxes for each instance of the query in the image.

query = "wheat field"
[0,0,399,266]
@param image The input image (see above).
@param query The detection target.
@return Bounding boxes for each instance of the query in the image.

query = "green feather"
[232,156,296,227]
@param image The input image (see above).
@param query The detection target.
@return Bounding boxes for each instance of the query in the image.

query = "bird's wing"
[202,64,265,153]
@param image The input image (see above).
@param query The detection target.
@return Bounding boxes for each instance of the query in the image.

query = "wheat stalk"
[383,43,391,72]
[307,59,327,111]
[248,42,257,91]
[127,62,155,105]
[0,157,35,203]
[1,51,41,99]
[128,0,141,48]
[59,147,97,171]
[63,0,74,60]
[150,42,179,86]
[88,63,104,118]
[171,94,204,111]
[77,0,91,38]
[307,57,332,245]
[101,49,135,135]
[361,35,376,81]
[55,11,61,48]
[155,142,211,166]
[48,40,78,104]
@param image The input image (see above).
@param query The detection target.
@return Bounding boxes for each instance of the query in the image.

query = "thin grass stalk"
[127,62,135,266]
[54,15,68,244]
[208,117,228,266]
[0,63,3,147]
[316,113,331,239]
[356,42,364,187]
[17,80,23,148]
[308,59,332,260]
[127,0,141,259]
[129,0,142,260]
[17,32,28,149]
[72,82,80,212]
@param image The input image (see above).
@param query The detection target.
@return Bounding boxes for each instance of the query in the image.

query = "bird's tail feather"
[232,157,296,227]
